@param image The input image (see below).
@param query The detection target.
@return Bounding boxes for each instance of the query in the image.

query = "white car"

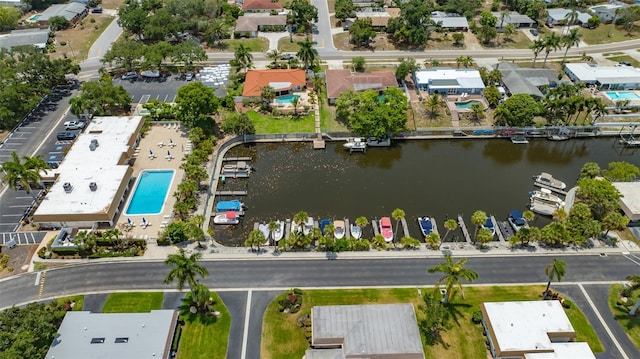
[64,120,85,130]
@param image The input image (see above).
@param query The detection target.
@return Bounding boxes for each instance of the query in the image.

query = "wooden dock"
[215,190,247,196]
[345,218,350,239]
[400,218,409,238]
[223,157,251,162]
[220,173,249,179]
[490,215,505,243]
[457,215,473,244]
[498,221,514,240]
[533,182,567,196]
[371,219,379,237]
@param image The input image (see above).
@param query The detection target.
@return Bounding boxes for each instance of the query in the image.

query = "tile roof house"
[492,11,536,29]
[496,62,557,98]
[307,304,425,359]
[325,69,398,104]
[37,2,88,25]
[235,15,287,37]
[242,69,306,98]
[564,63,640,90]
[414,68,485,95]
[430,11,469,31]
[355,7,400,28]
[241,0,284,13]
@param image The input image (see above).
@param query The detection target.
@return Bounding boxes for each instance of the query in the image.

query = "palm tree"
[206,19,229,47]
[266,49,282,69]
[428,254,479,303]
[260,85,276,110]
[324,223,336,238]
[293,211,309,233]
[442,219,458,244]
[186,215,205,248]
[0,152,50,200]
[456,55,473,68]
[234,44,253,73]
[552,207,568,222]
[355,216,369,230]
[391,208,405,243]
[543,258,566,299]
[470,103,485,123]
[542,33,561,68]
[471,210,488,243]
[190,282,212,313]
[296,37,318,71]
[426,93,442,118]
[291,95,300,116]
[530,39,545,68]
[564,8,579,35]
[523,210,535,224]
[164,249,208,291]
[245,229,265,251]
[561,28,582,63]
[430,59,441,68]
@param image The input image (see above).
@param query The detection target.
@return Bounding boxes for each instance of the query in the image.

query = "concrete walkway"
[257,32,289,51]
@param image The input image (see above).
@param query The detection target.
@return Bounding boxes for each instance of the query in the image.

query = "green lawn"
[57,295,85,311]
[216,38,269,52]
[261,286,603,359]
[178,292,231,359]
[609,284,640,348]
[247,110,316,134]
[606,55,640,68]
[319,100,348,132]
[102,292,164,313]
[480,31,533,50]
[278,37,303,52]
[581,24,640,45]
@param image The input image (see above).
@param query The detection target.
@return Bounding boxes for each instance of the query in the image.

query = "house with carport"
[325,69,398,105]
[414,68,485,95]
[430,11,469,31]
[492,11,536,29]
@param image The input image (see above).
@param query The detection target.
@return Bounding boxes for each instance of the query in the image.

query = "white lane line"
[35,271,42,285]
[1,214,23,217]
[240,290,252,359]
[623,253,640,266]
[9,205,31,208]
[578,284,629,359]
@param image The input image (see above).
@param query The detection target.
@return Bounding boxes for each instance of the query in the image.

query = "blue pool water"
[455,101,482,109]
[125,170,175,215]
[29,15,41,21]
[276,94,300,104]
[605,91,640,101]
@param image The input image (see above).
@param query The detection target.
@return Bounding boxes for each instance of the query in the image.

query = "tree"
[542,33,561,68]
[580,162,601,179]
[470,103,485,123]
[456,55,473,68]
[1,152,49,199]
[221,112,256,135]
[205,18,229,46]
[428,254,478,303]
[349,18,376,47]
[175,82,218,127]
[296,37,319,71]
[335,0,355,22]
[471,210,487,242]
[425,232,441,250]
[476,227,494,248]
[483,86,501,108]
[442,218,458,243]
[189,282,212,313]
[561,28,582,63]
[494,93,541,127]
[288,0,318,28]
[260,85,276,111]
[395,57,419,80]
[245,229,266,251]
[425,93,442,118]
[0,5,20,31]
[418,291,451,345]
[233,44,253,73]
[185,215,206,248]
[478,11,498,44]
[355,216,369,229]
[171,41,207,70]
[602,161,640,182]
[48,16,71,31]
[293,211,309,232]
[266,49,283,69]
[530,39,546,68]
[371,234,388,250]
[564,8,579,34]
[502,23,516,43]
[352,56,366,72]
[164,249,208,291]
[392,208,406,243]
[118,1,150,39]
[543,258,566,299]
[576,177,622,220]
[335,87,407,138]
[102,38,143,71]
[386,0,432,46]
[602,212,629,237]
[540,222,570,247]
[452,32,464,45]
[69,74,131,116]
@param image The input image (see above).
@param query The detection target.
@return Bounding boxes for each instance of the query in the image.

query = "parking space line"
[1,214,23,217]
[9,205,31,208]
[139,95,151,104]
[163,95,168,102]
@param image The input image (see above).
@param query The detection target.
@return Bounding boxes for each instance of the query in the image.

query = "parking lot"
[113,74,187,104]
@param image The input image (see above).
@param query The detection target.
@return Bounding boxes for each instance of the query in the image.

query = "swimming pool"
[605,91,640,101]
[455,100,483,109]
[29,15,41,21]
[276,94,300,104]
[125,170,175,215]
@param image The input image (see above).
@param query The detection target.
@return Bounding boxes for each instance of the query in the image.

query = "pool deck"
[118,123,190,238]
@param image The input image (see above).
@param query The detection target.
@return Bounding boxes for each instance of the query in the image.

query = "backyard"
[247,110,316,134]
[260,285,603,359]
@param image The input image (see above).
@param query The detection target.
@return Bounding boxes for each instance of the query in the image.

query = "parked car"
[46,162,59,169]
[185,72,194,81]
[91,7,102,13]
[619,61,632,66]
[63,120,85,130]
[529,28,539,36]
[282,53,294,60]
[121,71,137,81]
[57,132,77,141]
[545,22,554,28]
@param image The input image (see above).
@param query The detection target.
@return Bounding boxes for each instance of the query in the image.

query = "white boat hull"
[272,220,285,242]
[334,220,346,240]
[350,224,362,239]
[213,214,239,225]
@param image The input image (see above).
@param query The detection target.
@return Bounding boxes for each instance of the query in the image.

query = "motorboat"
[366,137,391,147]
[350,223,362,239]
[334,220,346,239]
[303,217,314,236]
[533,172,566,190]
[343,138,366,151]
[258,222,270,241]
[529,188,565,206]
[215,199,244,212]
[417,216,434,237]
[480,218,496,236]
[272,220,284,242]
[319,219,331,236]
[530,197,562,216]
[507,210,529,232]
[213,211,239,225]
[379,217,393,242]
[548,134,569,141]
[291,220,300,234]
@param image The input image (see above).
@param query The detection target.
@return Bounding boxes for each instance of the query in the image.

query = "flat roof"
[312,303,424,357]
[613,182,640,217]
[34,116,143,217]
[565,63,640,83]
[45,310,177,359]
[525,343,596,359]
[483,301,575,353]
[414,68,485,90]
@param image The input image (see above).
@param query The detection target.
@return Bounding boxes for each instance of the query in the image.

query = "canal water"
[213,138,639,246]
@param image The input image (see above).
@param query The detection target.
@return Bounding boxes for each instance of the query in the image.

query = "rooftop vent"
[89,182,97,191]
[89,139,99,151]
[114,337,129,343]
[63,182,72,193]
[90,338,105,344]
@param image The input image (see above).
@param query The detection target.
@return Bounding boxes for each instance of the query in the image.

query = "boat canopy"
[484,218,494,228]
[380,217,391,227]
[226,211,237,219]
[509,210,523,219]
[216,200,242,212]
[420,218,433,232]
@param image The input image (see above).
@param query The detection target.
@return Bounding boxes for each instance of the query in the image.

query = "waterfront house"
[325,69,398,104]
[496,62,557,98]
[564,63,640,90]
[414,68,485,95]
[589,2,627,23]
[241,0,284,13]
[242,69,306,99]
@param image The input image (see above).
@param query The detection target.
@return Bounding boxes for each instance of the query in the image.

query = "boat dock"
[457,215,473,244]
[223,157,252,161]
[345,218,351,239]
[511,136,529,144]
[529,198,559,216]
[533,182,567,196]
[215,190,247,196]
[497,221,514,240]
[432,217,439,236]
[400,218,410,239]
[371,219,379,237]
[220,172,249,178]
[214,211,244,217]
[490,215,505,243]
[285,219,292,239]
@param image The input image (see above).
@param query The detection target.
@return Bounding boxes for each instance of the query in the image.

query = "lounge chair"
[157,142,165,147]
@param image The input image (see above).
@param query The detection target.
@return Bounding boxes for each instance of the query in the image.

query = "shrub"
[472,311,483,324]
[90,18,96,23]
[59,41,67,46]
[561,299,572,309]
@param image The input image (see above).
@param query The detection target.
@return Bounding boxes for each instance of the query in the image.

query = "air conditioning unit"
[63,182,72,193]
[89,182,97,191]
[89,139,99,151]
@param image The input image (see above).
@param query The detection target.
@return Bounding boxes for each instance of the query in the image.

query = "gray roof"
[0,28,50,50]
[305,348,345,359]
[431,15,469,28]
[492,11,536,27]
[39,2,87,22]
[45,310,178,359]
[311,304,424,358]
[497,62,556,98]
[235,15,287,32]
[546,8,591,23]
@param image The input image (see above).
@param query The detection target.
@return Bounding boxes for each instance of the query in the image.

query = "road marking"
[9,205,31,208]
[35,271,42,285]
[240,290,252,359]
[578,284,629,359]
[623,253,640,266]
[37,271,46,299]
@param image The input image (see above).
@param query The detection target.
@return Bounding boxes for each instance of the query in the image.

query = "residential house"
[241,0,284,13]
[45,310,178,359]
[492,11,536,29]
[564,63,640,90]
[235,15,287,37]
[482,301,595,359]
[612,182,640,222]
[242,69,306,99]
[355,7,400,29]
[37,2,88,25]
[545,8,591,26]
[589,2,627,23]
[414,68,485,95]
[307,304,425,359]
[430,11,469,31]
[325,69,398,104]
[0,28,51,52]
[0,0,24,7]
[496,62,557,98]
